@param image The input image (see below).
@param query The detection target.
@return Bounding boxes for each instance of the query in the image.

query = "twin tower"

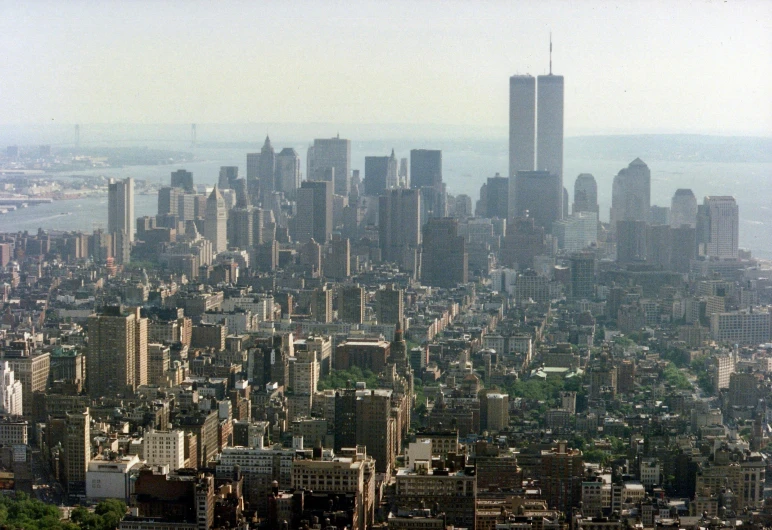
[508,73,565,221]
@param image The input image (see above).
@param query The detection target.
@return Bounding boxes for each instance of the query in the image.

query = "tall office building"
[483,173,509,219]
[421,218,468,288]
[218,166,239,190]
[295,180,332,243]
[276,147,301,198]
[398,157,409,187]
[87,306,148,397]
[376,285,404,326]
[509,72,564,219]
[610,158,651,229]
[325,235,351,280]
[409,149,442,190]
[356,389,396,475]
[704,196,739,259]
[246,152,260,203]
[1,343,50,417]
[233,177,249,209]
[143,430,186,472]
[514,170,561,230]
[311,286,333,323]
[108,177,134,243]
[228,207,254,250]
[0,361,23,416]
[410,150,445,224]
[204,186,228,253]
[307,136,351,197]
[616,219,648,263]
[671,189,698,228]
[485,393,509,431]
[509,75,536,181]
[536,73,565,209]
[670,225,696,272]
[66,408,91,495]
[170,169,194,192]
[570,251,596,300]
[573,173,599,214]
[338,285,365,324]
[364,151,398,196]
[541,442,583,515]
[257,136,276,198]
[378,188,421,263]
[158,187,181,216]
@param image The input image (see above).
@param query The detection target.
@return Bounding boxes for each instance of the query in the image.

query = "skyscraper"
[0,361,23,416]
[570,251,596,300]
[276,147,301,198]
[704,196,739,259]
[610,158,651,229]
[573,173,598,215]
[376,285,404,326]
[409,149,442,190]
[257,136,276,198]
[364,151,398,196]
[205,186,228,253]
[338,285,365,324]
[325,235,351,280]
[295,180,332,244]
[66,408,91,495]
[616,219,648,263]
[170,169,194,193]
[311,286,333,323]
[509,71,564,220]
[218,166,239,190]
[246,152,260,203]
[671,189,698,228]
[483,173,509,219]
[540,442,583,515]
[514,170,561,230]
[421,218,468,288]
[536,73,565,212]
[307,136,351,197]
[378,188,421,264]
[87,306,148,397]
[508,75,536,182]
[108,177,134,242]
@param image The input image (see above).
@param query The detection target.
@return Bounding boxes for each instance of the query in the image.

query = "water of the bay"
[0,136,769,258]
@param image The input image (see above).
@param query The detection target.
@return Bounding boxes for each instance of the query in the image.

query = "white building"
[639,458,661,487]
[143,430,185,472]
[553,211,598,252]
[0,361,23,416]
[405,439,432,471]
[86,454,141,502]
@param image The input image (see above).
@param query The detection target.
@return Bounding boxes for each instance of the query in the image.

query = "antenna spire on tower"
[549,32,553,75]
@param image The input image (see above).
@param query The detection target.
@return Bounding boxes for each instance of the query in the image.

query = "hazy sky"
[1,1,770,135]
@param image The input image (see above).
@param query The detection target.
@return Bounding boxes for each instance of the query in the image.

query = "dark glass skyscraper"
[421,218,467,288]
[409,149,442,190]
[514,170,561,230]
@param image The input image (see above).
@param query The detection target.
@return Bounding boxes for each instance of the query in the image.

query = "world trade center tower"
[508,71,564,222]
[508,75,536,216]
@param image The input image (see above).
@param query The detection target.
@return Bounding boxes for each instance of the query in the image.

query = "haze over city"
[1,0,770,136]
[2,3,772,530]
